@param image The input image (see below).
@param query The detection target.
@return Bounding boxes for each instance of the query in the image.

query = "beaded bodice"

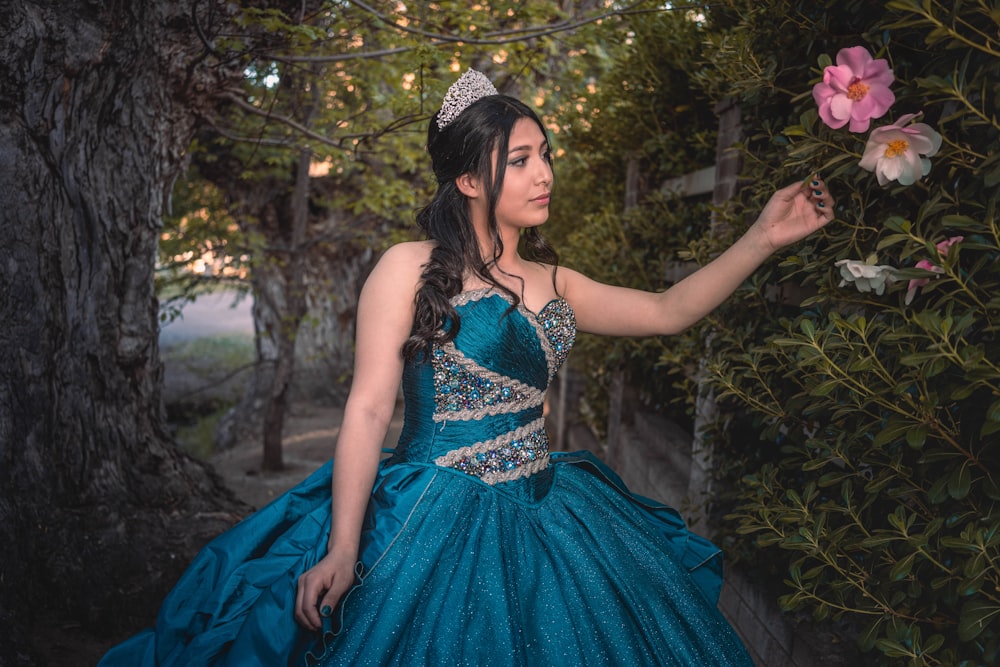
[394,288,576,484]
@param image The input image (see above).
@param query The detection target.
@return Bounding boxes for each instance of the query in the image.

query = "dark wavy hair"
[402,94,559,361]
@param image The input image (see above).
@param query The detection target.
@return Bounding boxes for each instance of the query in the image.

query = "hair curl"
[402,94,559,361]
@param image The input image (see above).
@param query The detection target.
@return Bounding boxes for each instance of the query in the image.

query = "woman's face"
[493,118,553,232]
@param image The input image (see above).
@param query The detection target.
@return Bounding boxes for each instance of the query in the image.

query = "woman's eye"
[543,150,553,163]
[509,157,526,167]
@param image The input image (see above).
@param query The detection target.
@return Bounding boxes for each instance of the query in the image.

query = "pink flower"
[905,236,964,304]
[859,113,943,186]
[813,46,895,133]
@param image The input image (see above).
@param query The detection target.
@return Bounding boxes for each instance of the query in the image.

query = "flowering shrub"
[812,46,895,132]
[691,2,1000,665]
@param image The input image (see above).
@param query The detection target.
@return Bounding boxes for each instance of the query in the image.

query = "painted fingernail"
[817,201,825,208]
[813,189,823,197]
[320,605,332,617]
[811,180,820,187]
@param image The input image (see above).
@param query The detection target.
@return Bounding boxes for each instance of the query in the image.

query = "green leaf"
[940,214,978,228]
[890,552,917,580]
[875,638,912,657]
[947,462,972,500]
[958,599,1000,641]
[905,425,928,449]
[860,534,900,549]
[858,617,885,652]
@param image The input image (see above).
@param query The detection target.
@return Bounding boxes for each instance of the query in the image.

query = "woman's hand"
[753,177,835,251]
[294,548,358,631]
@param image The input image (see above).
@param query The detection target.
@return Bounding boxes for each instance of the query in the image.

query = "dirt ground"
[208,401,402,510]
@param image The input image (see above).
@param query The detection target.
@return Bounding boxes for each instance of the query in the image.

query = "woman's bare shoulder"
[363,241,434,295]
[532,261,583,296]
[379,240,434,266]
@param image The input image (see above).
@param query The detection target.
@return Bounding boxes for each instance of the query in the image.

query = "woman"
[101,69,833,666]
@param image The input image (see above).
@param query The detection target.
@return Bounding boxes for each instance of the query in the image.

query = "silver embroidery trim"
[431,342,544,422]
[434,417,550,485]
[481,456,550,485]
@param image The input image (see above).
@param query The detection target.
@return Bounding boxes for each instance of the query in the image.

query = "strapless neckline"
[451,286,567,323]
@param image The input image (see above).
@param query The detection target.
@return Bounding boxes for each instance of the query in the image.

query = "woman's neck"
[475,222,521,269]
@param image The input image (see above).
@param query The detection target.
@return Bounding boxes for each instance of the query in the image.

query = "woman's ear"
[455,172,480,199]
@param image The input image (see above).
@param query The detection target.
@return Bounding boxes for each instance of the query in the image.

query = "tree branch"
[222,92,350,148]
[262,0,660,62]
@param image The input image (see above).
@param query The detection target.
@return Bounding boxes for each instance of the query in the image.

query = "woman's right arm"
[294,241,429,631]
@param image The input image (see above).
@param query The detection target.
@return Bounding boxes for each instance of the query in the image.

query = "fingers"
[294,565,355,632]
[319,578,352,620]
[295,571,324,631]
[802,175,834,221]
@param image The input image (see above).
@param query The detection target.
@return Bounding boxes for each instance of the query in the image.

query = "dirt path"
[209,401,403,509]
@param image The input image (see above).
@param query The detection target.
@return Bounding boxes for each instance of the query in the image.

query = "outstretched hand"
[754,177,835,251]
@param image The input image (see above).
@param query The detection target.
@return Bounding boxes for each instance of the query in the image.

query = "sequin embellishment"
[535,298,575,378]
[435,418,550,484]
[430,345,544,422]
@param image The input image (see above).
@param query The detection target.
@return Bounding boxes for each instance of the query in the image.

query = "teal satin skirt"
[99,451,752,666]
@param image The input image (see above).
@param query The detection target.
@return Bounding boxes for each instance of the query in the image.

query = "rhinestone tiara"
[436,68,499,129]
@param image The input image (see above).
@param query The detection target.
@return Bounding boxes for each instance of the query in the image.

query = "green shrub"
[697,2,1000,664]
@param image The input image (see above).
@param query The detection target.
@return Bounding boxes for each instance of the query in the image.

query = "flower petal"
[858,140,884,171]
[908,123,942,156]
[848,116,872,133]
[862,61,894,87]
[836,46,874,75]
[919,156,933,178]
[825,64,856,91]
[905,131,937,156]
[812,82,835,106]
[880,156,906,184]
[860,86,895,117]
[829,94,854,121]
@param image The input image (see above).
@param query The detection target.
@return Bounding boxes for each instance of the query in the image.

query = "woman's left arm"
[564,179,834,337]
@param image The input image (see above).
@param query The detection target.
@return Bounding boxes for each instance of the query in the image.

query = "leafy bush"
[695,1,1000,664]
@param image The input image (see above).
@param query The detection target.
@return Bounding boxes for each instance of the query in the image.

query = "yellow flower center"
[847,81,870,101]
[884,139,909,159]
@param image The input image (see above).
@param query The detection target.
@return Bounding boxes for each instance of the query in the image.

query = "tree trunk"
[0,1,266,660]
[211,167,380,457]
[260,147,312,470]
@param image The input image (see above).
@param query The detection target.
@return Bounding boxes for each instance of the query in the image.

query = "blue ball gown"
[100,288,753,666]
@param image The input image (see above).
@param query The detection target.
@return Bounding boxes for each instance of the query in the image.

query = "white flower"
[858,113,942,186]
[835,259,898,295]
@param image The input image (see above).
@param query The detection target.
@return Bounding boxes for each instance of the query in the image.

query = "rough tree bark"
[0,1,296,662]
